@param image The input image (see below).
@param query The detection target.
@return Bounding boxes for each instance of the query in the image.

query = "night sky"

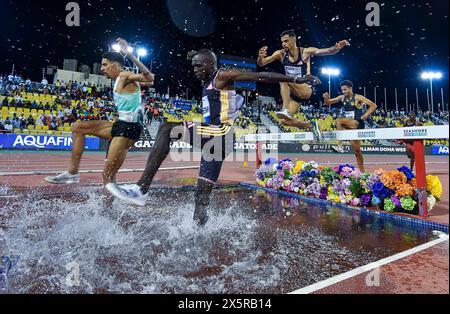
[0,0,448,104]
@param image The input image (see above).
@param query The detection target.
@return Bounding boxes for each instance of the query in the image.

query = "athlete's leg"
[137,122,182,194]
[103,136,135,185]
[194,130,233,225]
[69,120,113,175]
[350,140,365,172]
[280,83,291,111]
[287,82,313,101]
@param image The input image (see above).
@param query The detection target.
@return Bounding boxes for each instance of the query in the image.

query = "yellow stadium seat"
[38,110,44,115]
[17,108,23,114]
[35,125,42,131]
[9,107,16,113]
[42,126,49,131]
[28,125,35,130]
[64,126,72,133]
[44,110,50,115]
[24,108,30,114]
[31,109,37,114]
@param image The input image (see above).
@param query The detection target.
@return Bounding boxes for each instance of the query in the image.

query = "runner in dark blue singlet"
[111,49,321,225]
[322,80,378,173]
[257,29,349,130]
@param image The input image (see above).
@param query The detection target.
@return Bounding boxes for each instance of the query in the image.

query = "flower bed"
[255,158,443,215]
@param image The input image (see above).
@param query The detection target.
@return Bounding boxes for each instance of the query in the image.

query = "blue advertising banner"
[0,134,100,150]
[174,100,193,111]
[431,145,449,155]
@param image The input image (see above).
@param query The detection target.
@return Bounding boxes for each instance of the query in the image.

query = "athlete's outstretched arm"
[323,92,343,106]
[116,38,155,83]
[304,40,350,58]
[356,95,378,120]
[216,71,321,88]
[257,47,283,67]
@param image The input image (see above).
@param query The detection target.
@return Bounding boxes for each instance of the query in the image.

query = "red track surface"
[0,150,448,294]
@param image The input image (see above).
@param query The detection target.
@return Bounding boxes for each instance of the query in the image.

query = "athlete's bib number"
[202,96,211,123]
[344,111,355,119]
[284,66,303,78]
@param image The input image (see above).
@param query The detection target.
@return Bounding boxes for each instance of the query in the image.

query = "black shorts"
[290,94,303,103]
[111,120,143,142]
[356,119,365,129]
[181,123,235,183]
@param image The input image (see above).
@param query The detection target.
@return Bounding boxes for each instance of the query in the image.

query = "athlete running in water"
[257,29,349,135]
[402,112,423,169]
[45,38,155,194]
[108,49,321,225]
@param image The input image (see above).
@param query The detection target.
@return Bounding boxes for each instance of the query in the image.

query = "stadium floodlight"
[138,48,148,57]
[421,71,442,80]
[421,71,443,113]
[112,44,121,52]
[321,67,341,95]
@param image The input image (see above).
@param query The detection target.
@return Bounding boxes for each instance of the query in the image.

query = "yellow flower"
[320,176,325,185]
[426,175,443,199]
[293,161,305,174]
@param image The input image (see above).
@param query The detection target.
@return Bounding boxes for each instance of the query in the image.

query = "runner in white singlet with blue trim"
[45,38,155,199]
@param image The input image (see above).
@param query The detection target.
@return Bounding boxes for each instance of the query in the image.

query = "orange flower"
[381,171,407,190]
[396,183,415,197]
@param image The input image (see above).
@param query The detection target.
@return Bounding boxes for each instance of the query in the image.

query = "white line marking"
[0,166,199,176]
[289,234,449,294]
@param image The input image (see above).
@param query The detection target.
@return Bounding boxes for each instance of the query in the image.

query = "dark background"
[0,0,448,104]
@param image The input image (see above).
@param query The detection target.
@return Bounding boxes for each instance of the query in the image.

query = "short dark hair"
[280,29,296,38]
[340,80,353,88]
[102,52,125,67]
[187,49,217,64]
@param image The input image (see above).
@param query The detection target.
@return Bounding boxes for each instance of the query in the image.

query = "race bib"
[202,96,211,123]
[344,111,355,119]
[284,66,303,78]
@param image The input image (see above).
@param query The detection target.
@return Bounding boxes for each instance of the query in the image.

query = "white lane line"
[289,234,450,294]
[0,166,199,176]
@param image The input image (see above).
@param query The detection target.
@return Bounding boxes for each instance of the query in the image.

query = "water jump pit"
[0,183,446,294]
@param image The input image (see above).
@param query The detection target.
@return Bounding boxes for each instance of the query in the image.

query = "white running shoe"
[44,171,80,184]
[275,109,292,120]
[332,145,345,154]
[106,183,147,207]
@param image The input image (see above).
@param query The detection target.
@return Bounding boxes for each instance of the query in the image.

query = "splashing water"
[0,186,436,294]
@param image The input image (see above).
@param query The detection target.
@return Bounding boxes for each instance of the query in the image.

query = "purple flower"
[391,195,402,208]
[360,194,371,207]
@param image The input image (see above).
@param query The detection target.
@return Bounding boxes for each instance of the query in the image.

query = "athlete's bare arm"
[355,95,378,120]
[116,38,155,84]
[257,47,284,67]
[215,71,321,90]
[323,92,344,106]
[303,40,350,59]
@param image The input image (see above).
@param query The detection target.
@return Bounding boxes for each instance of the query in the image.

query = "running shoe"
[332,145,345,154]
[275,109,292,120]
[311,120,322,141]
[44,171,80,184]
[106,183,147,207]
